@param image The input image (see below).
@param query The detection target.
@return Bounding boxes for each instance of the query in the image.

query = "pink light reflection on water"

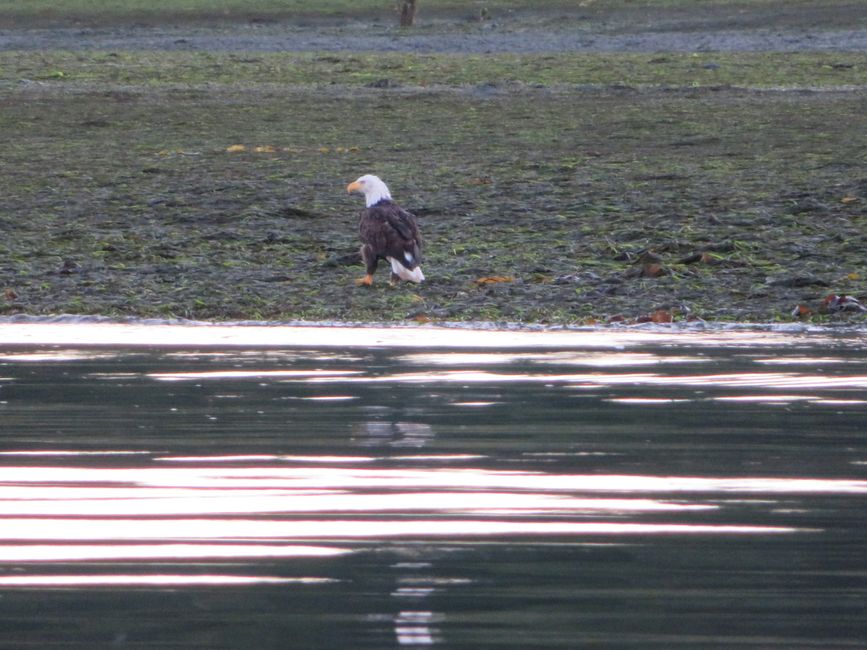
[2,464,865,494]
[0,575,334,587]
[302,369,867,390]
[2,441,860,603]
[0,487,714,516]
[0,459,824,556]
[0,451,841,600]
[0,544,350,562]
[0,322,843,350]
[0,517,798,542]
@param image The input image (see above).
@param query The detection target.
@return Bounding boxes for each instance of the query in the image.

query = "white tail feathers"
[387,256,425,283]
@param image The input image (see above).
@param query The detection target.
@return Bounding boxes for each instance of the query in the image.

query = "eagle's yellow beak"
[347,181,362,194]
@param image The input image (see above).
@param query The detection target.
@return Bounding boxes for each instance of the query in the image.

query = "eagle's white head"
[347,174,392,208]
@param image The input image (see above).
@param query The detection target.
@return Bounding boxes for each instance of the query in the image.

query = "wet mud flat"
[0,3,866,325]
[3,0,867,53]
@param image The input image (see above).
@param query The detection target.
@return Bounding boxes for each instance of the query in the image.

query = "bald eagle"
[346,174,424,286]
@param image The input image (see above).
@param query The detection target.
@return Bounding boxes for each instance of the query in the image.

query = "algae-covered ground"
[1,1,866,324]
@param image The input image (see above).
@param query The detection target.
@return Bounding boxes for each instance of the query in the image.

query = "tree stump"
[399,0,417,27]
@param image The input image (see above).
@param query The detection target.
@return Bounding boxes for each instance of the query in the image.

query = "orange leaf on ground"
[650,309,673,323]
[635,309,674,323]
[791,304,813,319]
[641,263,667,277]
[225,144,246,153]
[637,309,674,323]
[475,276,514,285]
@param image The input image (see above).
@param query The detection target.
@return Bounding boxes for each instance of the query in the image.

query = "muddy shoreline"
[1,5,865,325]
[3,25,867,54]
[4,0,867,54]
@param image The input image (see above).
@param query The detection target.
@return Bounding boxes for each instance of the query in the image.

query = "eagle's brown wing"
[359,201,422,269]
[384,204,422,267]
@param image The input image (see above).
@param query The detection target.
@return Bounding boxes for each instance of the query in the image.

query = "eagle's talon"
[355,275,373,287]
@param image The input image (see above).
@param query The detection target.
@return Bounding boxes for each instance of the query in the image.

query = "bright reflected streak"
[0,544,350,562]
[396,578,472,587]
[0,450,151,457]
[625,373,867,389]
[156,455,281,463]
[0,519,799,540]
[2,467,865,494]
[279,455,374,463]
[523,452,610,457]
[714,395,817,403]
[396,610,439,646]
[164,350,362,362]
[0,351,121,362]
[393,588,436,598]
[753,357,854,365]
[0,322,848,350]
[531,353,709,367]
[307,370,867,389]
[0,491,712,517]
[388,455,487,461]
[149,369,362,381]
[398,352,530,366]
[0,575,332,587]
[88,372,138,380]
[301,395,358,401]
[155,455,375,464]
[605,398,693,405]
[452,401,500,407]
[398,352,708,367]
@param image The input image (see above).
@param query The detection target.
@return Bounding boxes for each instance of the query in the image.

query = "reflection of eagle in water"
[346,174,424,286]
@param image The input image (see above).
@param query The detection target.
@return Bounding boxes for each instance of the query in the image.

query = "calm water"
[0,323,866,648]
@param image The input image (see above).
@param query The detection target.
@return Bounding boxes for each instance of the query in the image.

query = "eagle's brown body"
[357,198,423,284]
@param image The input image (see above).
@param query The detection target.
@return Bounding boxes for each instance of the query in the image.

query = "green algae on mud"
[2,67,865,324]
[5,51,867,90]
[1,0,864,30]
[0,0,580,26]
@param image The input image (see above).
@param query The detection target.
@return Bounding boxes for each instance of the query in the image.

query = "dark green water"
[0,324,866,648]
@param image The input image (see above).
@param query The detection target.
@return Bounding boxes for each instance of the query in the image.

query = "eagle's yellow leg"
[355,274,374,287]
